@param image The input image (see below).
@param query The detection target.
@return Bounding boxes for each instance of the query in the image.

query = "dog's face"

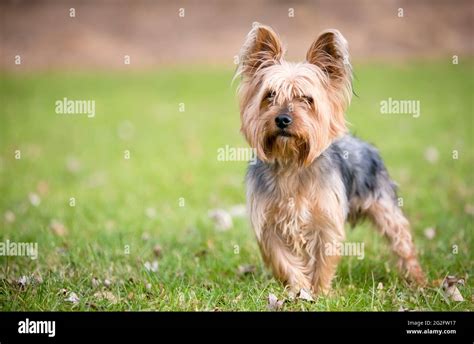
[236,23,353,166]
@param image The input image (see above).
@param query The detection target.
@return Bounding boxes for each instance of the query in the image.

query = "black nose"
[275,114,292,129]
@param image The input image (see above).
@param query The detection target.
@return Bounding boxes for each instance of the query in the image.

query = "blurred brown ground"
[1,0,473,70]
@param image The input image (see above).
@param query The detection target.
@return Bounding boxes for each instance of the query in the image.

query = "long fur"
[236,23,426,294]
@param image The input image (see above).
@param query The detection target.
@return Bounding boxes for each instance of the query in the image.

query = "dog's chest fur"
[247,157,347,253]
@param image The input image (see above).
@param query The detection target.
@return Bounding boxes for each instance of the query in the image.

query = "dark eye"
[302,95,313,104]
[265,90,276,100]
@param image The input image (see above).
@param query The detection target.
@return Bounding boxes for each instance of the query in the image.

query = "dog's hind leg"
[365,192,426,286]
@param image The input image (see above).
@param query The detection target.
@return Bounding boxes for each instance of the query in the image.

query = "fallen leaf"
[442,276,465,302]
[50,220,68,237]
[202,281,213,290]
[144,260,159,273]
[424,146,439,164]
[28,192,41,207]
[86,302,98,310]
[208,209,233,231]
[4,210,16,223]
[58,288,68,296]
[65,292,80,304]
[233,293,243,303]
[36,180,49,195]
[298,288,314,301]
[94,291,118,304]
[92,278,101,288]
[424,227,436,240]
[268,293,283,311]
[153,244,163,258]
[237,264,256,276]
[33,272,43,284]
[17,275,29,287]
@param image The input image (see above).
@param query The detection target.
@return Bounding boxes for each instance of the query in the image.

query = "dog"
[235,23,426,295]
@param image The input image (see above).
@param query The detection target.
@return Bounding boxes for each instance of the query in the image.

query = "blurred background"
[1,0,473,70]
[1,0,473,311]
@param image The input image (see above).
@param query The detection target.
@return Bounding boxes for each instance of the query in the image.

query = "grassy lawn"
[0,61,473,311]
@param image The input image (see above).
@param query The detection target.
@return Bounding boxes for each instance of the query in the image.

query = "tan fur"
[247,163,347,293]
[237,23,425,295]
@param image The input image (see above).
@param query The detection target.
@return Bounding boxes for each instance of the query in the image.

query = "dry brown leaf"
[94,291,118,304]
[92,277,101,288]
[153,244,163,258]
[50,220,68,237]
[442,276,465,302]
[233,293,243,303]
[58,288,68,296]
[36,180,49,195]
[4,210,16,223]
[298,288,314,301]
[237,264,256,276]
[268,293,283,311]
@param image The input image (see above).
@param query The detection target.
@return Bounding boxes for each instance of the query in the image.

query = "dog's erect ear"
[307,30,352,143]
[237,23,284,79]
[306,29,352,88]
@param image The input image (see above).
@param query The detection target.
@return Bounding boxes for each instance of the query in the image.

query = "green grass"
[0,61,473,311]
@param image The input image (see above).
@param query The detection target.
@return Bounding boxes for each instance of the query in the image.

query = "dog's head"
[236,23,352,166]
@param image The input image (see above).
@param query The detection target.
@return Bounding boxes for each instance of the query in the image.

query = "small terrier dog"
[235,23,426,295]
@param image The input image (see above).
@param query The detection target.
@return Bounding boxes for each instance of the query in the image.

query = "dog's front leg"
[258,229,312,293]
[311,236,343,295]
[310,220,346,295]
